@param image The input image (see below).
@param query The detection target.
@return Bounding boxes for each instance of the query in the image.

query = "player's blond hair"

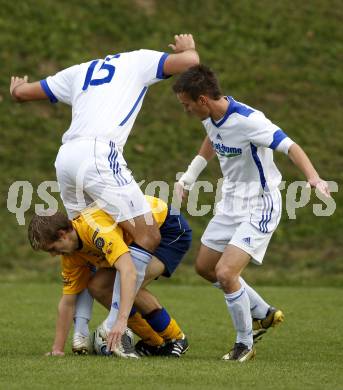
[28,211,72,251]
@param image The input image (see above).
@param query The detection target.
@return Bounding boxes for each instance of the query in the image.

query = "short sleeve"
[61,254,93,295]
[247,114,294,154]
[40,64,79,105]
[131,49,170,86]
[93,227,130,266]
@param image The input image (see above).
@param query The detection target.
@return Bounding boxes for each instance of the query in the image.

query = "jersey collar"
[210,96,232,128]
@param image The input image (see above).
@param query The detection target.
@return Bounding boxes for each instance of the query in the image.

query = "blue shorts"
[153,207,192,277]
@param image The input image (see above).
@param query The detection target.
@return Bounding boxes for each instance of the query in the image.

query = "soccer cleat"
[222,343,256,362]
[72,332,92,355]
[135,340,162,357]
[252,306,284,343]
[158,335,189,358]
[111,328,139,359]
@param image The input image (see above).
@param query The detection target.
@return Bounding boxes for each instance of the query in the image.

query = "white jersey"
[202,96,294,208]
[40,50,169,149]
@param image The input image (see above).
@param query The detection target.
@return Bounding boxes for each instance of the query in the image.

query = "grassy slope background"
[0,0,342,285]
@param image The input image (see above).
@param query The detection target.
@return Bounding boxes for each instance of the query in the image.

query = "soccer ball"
[93,326,134,356]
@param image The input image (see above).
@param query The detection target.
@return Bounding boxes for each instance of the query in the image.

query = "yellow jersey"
[61,196,168,294]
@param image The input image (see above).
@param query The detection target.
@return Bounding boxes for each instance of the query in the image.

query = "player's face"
[45,231,77,256]
[177,92,210,120]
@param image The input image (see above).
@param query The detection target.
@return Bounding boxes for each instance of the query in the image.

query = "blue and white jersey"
[202,96,294,216]
[40,50,169,149]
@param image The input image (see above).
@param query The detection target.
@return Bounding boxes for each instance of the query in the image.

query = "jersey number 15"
[82,54,120,91]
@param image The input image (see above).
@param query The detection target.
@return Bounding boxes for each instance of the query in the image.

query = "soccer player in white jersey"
[9,35,199,355]
[173,65,331,362]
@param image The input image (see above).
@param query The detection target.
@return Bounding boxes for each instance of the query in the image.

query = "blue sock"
[144,308,170,332]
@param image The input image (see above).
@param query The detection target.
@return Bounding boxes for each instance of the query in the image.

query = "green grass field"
[1,282,342,390]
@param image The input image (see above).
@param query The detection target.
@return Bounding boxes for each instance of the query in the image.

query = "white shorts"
[55,138,151,221]
[201,190,282,264]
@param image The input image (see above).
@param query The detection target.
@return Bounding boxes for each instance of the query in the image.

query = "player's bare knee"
[215,263,236,286]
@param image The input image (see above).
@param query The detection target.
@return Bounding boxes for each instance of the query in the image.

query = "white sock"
[104,272,121,331]
[224,285,253,349]
[212,281,222,289]
[214,278,270,319]
[74,289,94,337]
[104,245,151,331]
[239,277,269,319]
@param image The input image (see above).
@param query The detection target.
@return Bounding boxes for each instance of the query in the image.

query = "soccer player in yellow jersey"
[28,196,192,358]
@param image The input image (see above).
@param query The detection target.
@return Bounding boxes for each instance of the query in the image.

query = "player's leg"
[229,217,285,345]
[133,257,186,357]
[125,255,188,356]
[238,277,284,342]
[196,243,280,338]
[199,214,255,361]
[90,139,161,250]
[194,244,222,283]
[119,214,161,253]
[72,288,94,354]
[88,266,166,355]
[54,141,95,218]
[215,244,255,361]
[88,268,115,310]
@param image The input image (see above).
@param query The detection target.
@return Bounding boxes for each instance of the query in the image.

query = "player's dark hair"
[28,211,72,250]
[172,64,222,101]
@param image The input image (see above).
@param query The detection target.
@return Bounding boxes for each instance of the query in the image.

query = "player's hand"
[45,350,65,356]
[168,34,195,53]
[307,178,331,198]
[10,75,28,101]
[175,181,188,202]
[106,319,126,352]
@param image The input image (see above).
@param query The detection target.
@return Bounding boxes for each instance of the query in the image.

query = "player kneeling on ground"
[28,196,191,358]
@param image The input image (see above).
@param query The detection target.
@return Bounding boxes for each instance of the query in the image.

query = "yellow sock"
[128,312,164,346]
[158,318,184,341]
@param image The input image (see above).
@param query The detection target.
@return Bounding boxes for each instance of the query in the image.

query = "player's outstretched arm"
[106,252,137,352]
[46,294,77,356]
[164,34,199,76]
[176,136,215,201]
[10,76,48,102]
[288,143,331,197]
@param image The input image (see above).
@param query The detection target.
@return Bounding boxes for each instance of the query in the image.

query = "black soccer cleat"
[158,335,189,358]
[135,340,162,357]
[222,342,256,362]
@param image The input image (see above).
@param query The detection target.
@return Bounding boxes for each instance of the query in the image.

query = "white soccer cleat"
[72,332,92,355]
[112,328,139,359]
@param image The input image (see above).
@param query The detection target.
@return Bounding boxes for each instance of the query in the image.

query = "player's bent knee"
[194,261,209,279]
[215,263,237,285]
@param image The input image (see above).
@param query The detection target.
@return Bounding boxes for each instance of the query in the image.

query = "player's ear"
[198,95,208,105]
[57,229,68,240]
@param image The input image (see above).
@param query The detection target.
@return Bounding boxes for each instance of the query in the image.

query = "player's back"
[43,50,167,149]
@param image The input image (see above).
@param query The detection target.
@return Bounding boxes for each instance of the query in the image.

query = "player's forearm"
[117,268,137,323]
[177,136,214,190]
[178,49,199,69]
[52,295,76,352]
[10,80,47,102]
[288,143,320,182]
